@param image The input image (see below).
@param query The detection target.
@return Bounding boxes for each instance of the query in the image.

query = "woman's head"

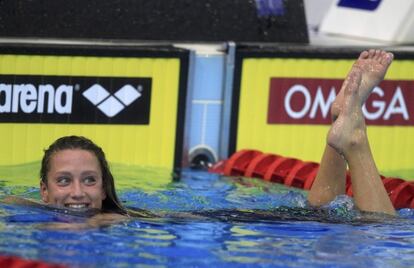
[40,136,126,214]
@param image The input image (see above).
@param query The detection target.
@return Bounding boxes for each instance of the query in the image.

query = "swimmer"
[308,49,396,216]
[1,136,139,229]
[39,135,125,214]
[1,135,185,229]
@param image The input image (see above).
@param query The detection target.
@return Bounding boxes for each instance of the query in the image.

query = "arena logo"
[0,75,151,124]
[267,78,414,126]
[0,83,73,114]
[82,84,142,118]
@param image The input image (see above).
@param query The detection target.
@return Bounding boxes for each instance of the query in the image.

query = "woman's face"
[40,149,106,210]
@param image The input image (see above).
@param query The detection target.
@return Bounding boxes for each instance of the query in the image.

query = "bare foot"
[331,49,394,121]
[327,69,366,157]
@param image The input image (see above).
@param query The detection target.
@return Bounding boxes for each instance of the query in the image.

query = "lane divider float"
[209,149,414,209]
[0,255,66,268]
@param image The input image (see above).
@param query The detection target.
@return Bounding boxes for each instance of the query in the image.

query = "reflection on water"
[0,169,414,267]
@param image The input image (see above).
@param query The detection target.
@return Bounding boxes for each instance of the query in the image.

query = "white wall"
[303,0,335,32]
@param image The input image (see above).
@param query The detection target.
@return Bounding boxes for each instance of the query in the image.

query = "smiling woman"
[41,149,105,209]
[0,136,139,229]
[39,136,128,214]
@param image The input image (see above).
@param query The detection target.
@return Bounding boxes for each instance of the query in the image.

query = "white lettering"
[37,84,55,113]
[284,84,311,119]
[362,87,385,120]
[0,84,12,112]
[362,86,409,120]
[383,86,409,120]
[12,84,24,113]
[0,83,73,114]
[309,86,336,119]
[19,84,37,113]
[55,85,73,114]
[284,84,410,122]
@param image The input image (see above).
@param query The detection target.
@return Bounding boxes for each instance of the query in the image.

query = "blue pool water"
[1,169,414,267]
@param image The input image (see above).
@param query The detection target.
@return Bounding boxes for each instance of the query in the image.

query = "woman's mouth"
[65,203,89,209]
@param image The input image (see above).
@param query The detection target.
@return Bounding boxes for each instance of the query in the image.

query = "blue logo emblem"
[338,0,382,11]
[255,0,285,17]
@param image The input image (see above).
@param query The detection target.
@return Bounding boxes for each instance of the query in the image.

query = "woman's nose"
[70,181,85,198]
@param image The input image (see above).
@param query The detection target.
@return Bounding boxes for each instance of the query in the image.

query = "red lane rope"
[0,255,66,268]
[209,149,414,209]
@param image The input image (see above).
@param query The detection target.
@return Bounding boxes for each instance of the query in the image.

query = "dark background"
[0,0,308,43]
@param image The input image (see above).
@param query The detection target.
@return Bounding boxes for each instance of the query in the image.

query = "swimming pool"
[1,168,414,267]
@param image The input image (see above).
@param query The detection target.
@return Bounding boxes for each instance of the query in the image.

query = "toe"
[381,52,393,66]
[374,49,381,60]
[368,49,376,59]
[359,50,369,60]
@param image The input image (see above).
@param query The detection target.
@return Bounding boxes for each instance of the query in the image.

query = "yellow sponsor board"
[0,48,187,186]
[236,56,414,179]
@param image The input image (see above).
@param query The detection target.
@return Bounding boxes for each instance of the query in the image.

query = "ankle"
[342,129,368,155]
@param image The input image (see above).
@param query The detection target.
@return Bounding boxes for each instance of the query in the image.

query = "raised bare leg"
[308,49,394,208]
[328,69,395,215]
[307,140,347,207]
[307,70,358,206]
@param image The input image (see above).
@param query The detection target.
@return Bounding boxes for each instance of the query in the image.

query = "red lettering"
[267,78,414,126]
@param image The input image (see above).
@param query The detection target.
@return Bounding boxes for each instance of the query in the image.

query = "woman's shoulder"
[0,195,45,207]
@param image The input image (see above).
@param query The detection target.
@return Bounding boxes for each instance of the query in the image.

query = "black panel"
[0,75,152,124]
[0,0,308,43]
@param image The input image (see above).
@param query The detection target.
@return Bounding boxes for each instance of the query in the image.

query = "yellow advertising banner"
[0,47,188,186]
[235,55,414,179]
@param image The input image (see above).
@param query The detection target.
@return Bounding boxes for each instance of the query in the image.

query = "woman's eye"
[83,176,97,185]
[56,177,70,185]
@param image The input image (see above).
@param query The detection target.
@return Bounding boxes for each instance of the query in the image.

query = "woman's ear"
[40,181,49,203]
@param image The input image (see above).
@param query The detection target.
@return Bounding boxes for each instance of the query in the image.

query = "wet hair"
[40,135,128,215]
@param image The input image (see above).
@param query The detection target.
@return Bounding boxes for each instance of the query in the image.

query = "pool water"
[1,169,414,267]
